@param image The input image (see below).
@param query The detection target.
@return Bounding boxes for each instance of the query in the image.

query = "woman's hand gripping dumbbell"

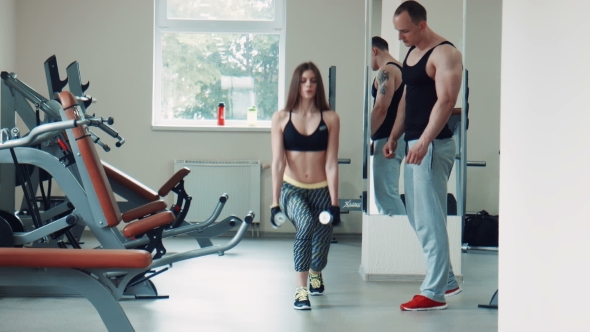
[270,205,289,229]
[319,206,341,226]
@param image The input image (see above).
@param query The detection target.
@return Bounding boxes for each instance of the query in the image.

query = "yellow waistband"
[283,174,328,189]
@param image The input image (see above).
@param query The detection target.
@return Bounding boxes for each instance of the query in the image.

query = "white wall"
[0,0,16,76]
[380,0,401,60]
[13,0,366,235]
[380,0,464,77]
[371,0,382,37]
[500,0,590,330]
[397,0,464,62]
[464,0,501,214]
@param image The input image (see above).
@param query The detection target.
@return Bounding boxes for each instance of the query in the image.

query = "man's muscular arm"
[383,87,406,159]
[371,65,401,135]
[420,46,463,144]
[406,45,462,164]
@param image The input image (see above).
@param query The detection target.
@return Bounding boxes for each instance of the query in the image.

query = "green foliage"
[160,0,279,121]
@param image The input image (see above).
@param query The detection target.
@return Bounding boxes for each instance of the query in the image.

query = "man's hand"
[383,139,398,159]
[406,140,429,165]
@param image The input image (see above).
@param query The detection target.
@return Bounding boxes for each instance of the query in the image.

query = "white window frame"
[152,0,286,131]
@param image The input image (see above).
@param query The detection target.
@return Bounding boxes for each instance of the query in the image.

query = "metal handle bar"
[0,119,89,150]
[1,71,61,120]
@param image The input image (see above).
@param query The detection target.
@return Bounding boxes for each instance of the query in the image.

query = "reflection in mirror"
[366,0,467,217]
[368,35,406,216]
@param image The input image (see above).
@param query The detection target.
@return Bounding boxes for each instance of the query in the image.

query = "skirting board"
[358,264,464,283]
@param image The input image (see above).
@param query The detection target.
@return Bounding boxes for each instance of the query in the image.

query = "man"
[383,0,463,311]
[370,36,406,216]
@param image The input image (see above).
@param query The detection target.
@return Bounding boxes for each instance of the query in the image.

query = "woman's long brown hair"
[283,62,331,112]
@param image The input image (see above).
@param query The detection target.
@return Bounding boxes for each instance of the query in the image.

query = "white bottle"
[247,106,258,126]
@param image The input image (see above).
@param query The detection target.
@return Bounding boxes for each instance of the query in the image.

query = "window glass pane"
[160,32,279,122]
[167,0,275,21]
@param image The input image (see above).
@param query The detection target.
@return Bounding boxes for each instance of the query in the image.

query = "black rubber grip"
[244,211,255,224]
[219,194,229,203]
[98,122,119,137]
[65,214,78,225]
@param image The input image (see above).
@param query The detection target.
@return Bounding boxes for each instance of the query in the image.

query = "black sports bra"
[283,110,329,152]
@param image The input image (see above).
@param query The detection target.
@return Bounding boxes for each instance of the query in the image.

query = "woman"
[270,62,341,310]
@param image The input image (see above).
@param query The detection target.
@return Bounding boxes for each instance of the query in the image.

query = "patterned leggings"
[280,176,333,272]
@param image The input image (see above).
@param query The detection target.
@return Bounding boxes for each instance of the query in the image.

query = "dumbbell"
[319,206,341,226]
[319,210,334,225]
[270,206,289,229]
[273,211,289,228]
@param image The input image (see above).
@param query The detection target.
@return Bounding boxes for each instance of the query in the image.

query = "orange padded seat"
[121,200,168,223]
[59,91,176,240]
[122,211,175,238]
[158,167,190,197]
[0,248,152,269]
[102,161,159,202]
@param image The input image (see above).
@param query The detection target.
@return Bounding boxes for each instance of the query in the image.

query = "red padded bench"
[103,161,190,203]
[59,91,175,253]
[0,248,152,332]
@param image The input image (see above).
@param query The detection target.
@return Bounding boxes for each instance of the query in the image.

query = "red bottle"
[217,102,225,126]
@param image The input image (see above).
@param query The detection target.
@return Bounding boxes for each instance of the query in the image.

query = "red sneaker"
[400,295,448,311]
[445,287,462,297]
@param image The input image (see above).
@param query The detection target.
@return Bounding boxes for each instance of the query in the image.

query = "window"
[154,0,285,130]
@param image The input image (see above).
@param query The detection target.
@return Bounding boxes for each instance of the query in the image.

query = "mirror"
[365,0,467,217]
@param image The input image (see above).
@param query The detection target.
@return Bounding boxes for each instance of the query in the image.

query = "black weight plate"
[0,210,24,233]
[0,217,14,247]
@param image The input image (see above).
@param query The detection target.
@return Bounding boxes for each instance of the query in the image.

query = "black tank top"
[371,62,404,141]
[283,110,329,151]
[402,41,455,141]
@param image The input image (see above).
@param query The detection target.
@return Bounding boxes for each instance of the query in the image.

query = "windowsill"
[152,121,271,132]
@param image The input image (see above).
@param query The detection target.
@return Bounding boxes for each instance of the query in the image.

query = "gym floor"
[0,234,498,332]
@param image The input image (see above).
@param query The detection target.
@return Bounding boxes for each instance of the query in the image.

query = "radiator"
[173,160,261,223]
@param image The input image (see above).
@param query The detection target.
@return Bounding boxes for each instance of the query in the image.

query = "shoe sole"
[401,304,448,311]
[445,288,462,297]
[294,305,311,310]
[309,291,323,296]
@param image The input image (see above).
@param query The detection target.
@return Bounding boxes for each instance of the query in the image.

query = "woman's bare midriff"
[284,150,327,184]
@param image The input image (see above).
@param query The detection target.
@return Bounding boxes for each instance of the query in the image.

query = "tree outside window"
[154,0,284,127]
